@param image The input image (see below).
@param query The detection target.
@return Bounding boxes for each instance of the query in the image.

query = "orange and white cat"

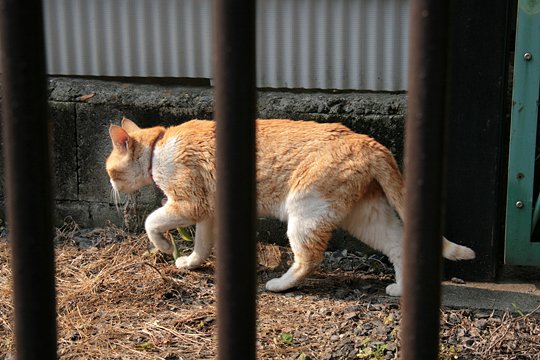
[106,117,475,296]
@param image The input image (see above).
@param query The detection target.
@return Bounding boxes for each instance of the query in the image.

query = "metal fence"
[1,0,447,359]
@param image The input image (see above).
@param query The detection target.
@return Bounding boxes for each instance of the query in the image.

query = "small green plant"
[297,352,307,360]
[177,227,194,241]
[135,341,154,351]
[389,326,399,339]
[169,232,180,260]
[278,332,294,345]
[439,344,462,359]
[166,227,194,260]
[357,338,389,359]
[512,303,525,317]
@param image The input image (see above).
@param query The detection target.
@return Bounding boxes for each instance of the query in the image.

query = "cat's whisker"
[110,186,122,211]
[125,193,135,207]
[109,187,116,208]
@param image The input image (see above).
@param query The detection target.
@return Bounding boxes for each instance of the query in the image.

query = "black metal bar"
[0,0,57,359]
[445,0,512,281]
[213,0,257,359]
[401,0,450,359]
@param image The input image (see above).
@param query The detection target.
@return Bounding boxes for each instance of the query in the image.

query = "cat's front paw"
[175,255,202,270]
[147,233,174,254]
[385,283,402,297]
[154,240,173,254]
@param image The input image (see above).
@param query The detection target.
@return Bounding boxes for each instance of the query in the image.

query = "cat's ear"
[109,125,130,153]
[121,116,141,134]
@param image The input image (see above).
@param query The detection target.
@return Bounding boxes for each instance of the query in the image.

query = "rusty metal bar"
[401,0,451,359]
[213,0,257,359]
[0,0,57,359]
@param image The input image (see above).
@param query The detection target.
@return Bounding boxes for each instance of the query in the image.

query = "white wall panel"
[42,0,409,91]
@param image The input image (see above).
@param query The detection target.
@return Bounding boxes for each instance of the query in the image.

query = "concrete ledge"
[442,281,540,313]
[2,77,407,233]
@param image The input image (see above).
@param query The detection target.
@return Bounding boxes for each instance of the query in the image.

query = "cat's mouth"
[110,178,142,195]
[110,179,130,194]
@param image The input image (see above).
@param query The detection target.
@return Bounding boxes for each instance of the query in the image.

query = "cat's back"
[164,119,216,145]
[255,119,378,158]
[256,119,353,142]
[162,118,379,159]
[166,119,353,144]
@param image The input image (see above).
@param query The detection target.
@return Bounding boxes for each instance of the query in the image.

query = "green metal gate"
[505,0,540,266]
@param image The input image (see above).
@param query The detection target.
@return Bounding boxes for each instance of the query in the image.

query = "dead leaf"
[77,93,96,101]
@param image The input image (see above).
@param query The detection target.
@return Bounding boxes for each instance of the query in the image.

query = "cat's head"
[106,117,163,194]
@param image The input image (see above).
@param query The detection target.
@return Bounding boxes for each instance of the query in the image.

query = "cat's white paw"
[175,255,202,269]
[154,240,173,254]
[385,283,402,297]
[265,278,291,292]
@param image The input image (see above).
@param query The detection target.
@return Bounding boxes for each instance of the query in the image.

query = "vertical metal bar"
[444,0,512,282]
[401,0,450,359]
[0,0,57,359]
[213,0,256,359]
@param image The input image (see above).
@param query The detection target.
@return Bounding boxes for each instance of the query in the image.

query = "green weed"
[357,337,389,359]
[278,332,294,345]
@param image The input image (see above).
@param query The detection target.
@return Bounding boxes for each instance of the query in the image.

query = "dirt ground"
[1,222,539,359]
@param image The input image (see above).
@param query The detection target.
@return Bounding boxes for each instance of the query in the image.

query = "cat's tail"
[372,150,406,222]
[374,149,476,261]
[443,237,476,260]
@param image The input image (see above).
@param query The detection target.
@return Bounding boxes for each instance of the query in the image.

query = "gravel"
[1,224,539,359]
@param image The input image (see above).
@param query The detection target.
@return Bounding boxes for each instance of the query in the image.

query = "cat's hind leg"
[266,192,336,292]
[175,218,215,269]
[266,217,333,292]
[341,195,404,297]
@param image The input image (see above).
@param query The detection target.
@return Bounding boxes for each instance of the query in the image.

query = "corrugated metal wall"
[42,0,409,91]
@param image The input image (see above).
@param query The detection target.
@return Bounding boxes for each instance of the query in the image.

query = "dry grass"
[1,223,219,359]
[1,222,539,359]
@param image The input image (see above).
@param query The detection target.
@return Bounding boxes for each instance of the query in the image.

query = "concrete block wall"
[1,77,407,244]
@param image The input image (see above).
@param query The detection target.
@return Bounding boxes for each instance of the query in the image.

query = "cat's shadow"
[165,253,396,303]
[257,268,395,303]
